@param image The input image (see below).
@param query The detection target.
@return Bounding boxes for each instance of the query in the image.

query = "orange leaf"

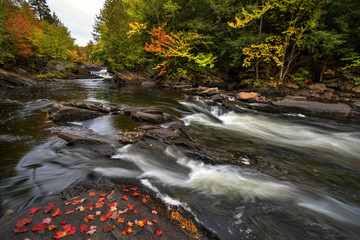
[132,192,140,197]
[142,198,148,203]
[89,192,98,197]
[84,215,94,223]
[100,194,106,197]
[51,208,62,217]
[127,204,133,210]
[48,225,57,231]
[53,230,67,239]
[118,217,125,223]
[96,202,104,208]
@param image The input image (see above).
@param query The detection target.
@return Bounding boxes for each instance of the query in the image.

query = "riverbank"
[0,179,213,240]
[1,74,360,239]
[109,70,360,120]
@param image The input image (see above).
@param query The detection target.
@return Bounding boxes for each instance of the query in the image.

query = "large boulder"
[45,102,109,122]
[0,70,33,89]
[272,96,352,114]
[125,108,176,124]
[236,92,259,102]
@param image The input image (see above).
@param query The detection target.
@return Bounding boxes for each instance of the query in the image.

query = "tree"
[28,0,52,22]
[229,0,330,82]
[38,21,74,59]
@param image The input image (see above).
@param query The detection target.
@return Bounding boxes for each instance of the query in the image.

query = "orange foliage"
[5,11,34,57]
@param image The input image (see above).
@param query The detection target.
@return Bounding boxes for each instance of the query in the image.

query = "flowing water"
[0,79,359,239]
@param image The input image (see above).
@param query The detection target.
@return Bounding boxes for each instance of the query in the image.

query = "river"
[0,78,359,239]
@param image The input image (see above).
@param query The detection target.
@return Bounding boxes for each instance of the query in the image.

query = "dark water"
[0,79,359,239]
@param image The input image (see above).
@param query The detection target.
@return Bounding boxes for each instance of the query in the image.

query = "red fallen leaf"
[132,192,140,197]
[123,189,129,192]
[60,220,66,225]
[100,194,106,197]
[80,224,88,233]
[108,203,117,208]
[28,207,41,214]
[118,217,125,223]
[121,196,129,201]
[32,223,46,232]
[14,227,29,234]
[85,203,94,210]
[146,195,151,198]
[121,226,132,236]
[51,208,62,217]
[64,201,72,205]
[44,202,55,213]
[48,225,57,231]
[103,224,115,233]
[155,229,163,236]
[152,219,158,224]
[63,224,77,235]
[100,211,113,221]
[130,188,137,191]
[89,192,98,197]
[133,210,137,214]
[97,198,104,203]
[65,209,74,214]
[127,204,133,210]
[53,230,66,239]
[142,198,148,203]
[84,215,94,223]
[16,218,33,227]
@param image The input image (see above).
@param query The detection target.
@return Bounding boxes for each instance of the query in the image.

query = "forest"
[1,0,360,85]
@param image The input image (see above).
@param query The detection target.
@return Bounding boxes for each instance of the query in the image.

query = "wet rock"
[119,131,146,144]
[236,92,259,102]
[0,70,33,89]
[68,101,111,113]
[308,83,327,92]
[284,96,307,101]
[53,130,116,156]
[173,84,193,90]
[46,104,106,122]
[182,88,201,94]
[125,108,176,124]
[141,81,156,87]
[272,99,352,114]
[15,69,27,75]
[200,87,219,96]
[323,91,334,99]
[352,86,360,93]
[285,83,299,89]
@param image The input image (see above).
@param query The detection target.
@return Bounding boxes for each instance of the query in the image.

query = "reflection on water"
[0,79,360,239]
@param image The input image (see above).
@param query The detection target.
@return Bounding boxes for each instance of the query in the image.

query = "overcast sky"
[47,0,105,46]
